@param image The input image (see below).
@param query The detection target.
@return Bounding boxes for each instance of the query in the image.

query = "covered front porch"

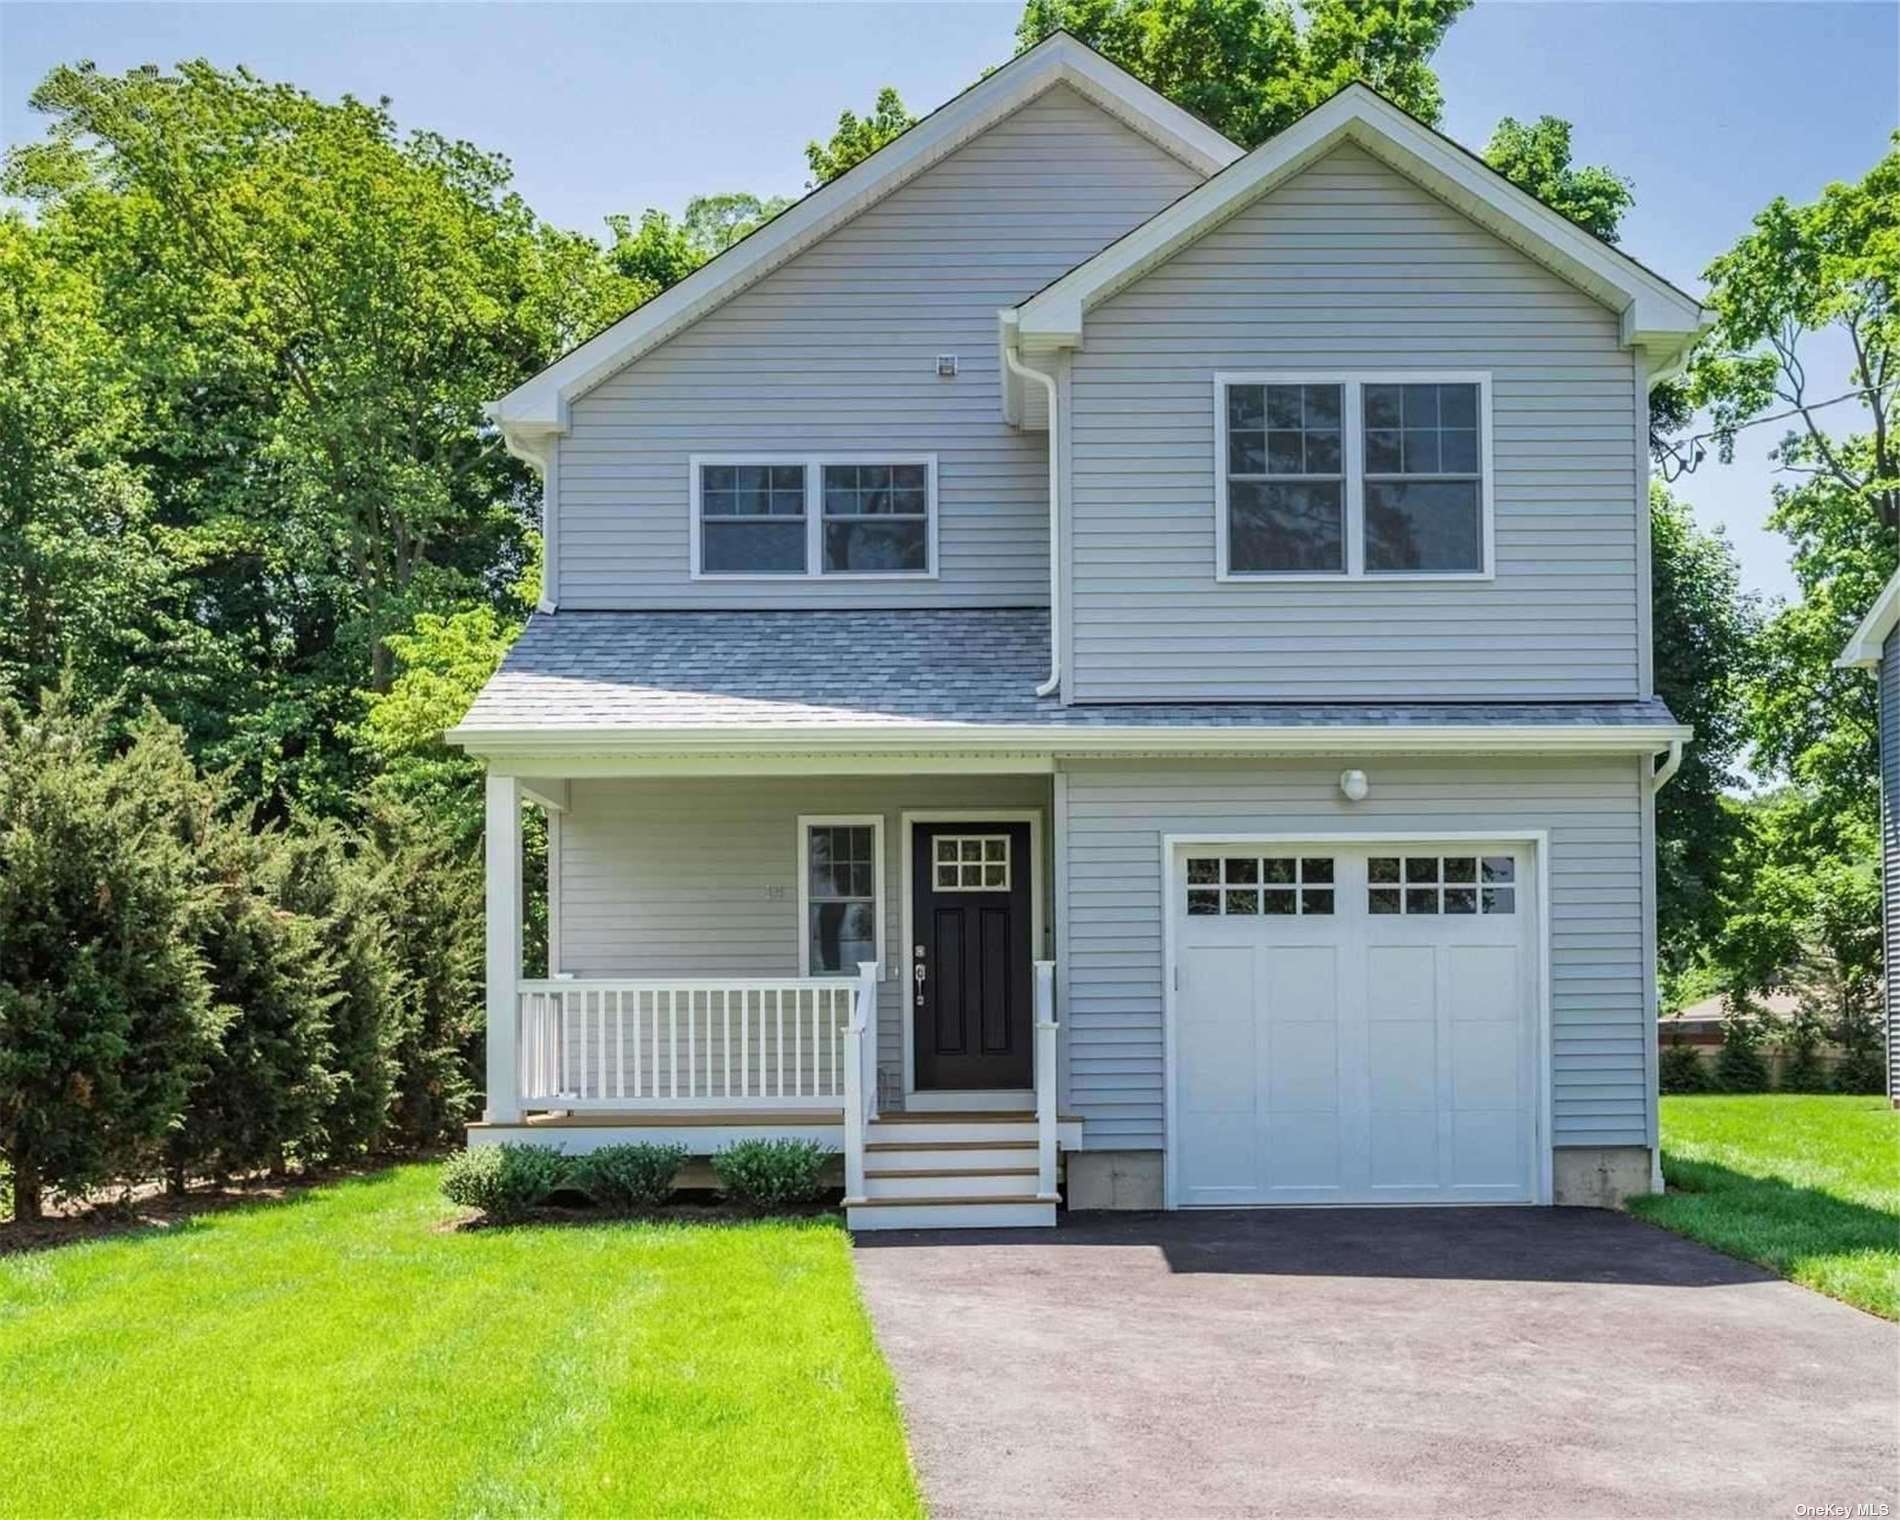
[474,767,1071,1225]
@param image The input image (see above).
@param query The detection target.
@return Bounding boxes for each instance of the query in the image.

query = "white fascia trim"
[1838,568,1900,668]
[1010,84,1704,357]
[450,721,1693,760]
[487,34,1239,450]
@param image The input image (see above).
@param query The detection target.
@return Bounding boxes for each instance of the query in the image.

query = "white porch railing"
[518,977,858,1109]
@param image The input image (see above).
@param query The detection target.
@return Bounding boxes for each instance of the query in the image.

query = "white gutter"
[1003,333,1062,699]
[1648,737,1684,793]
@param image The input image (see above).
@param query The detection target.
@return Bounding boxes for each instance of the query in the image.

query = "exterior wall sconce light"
[1339,769,1369,802]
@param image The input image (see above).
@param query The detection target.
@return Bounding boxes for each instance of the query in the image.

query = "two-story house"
[452,33,1704,1229]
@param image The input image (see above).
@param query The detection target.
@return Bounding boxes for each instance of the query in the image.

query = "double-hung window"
[692,454,936,578]
[798,816,884,977]
[1216,374,1491,579]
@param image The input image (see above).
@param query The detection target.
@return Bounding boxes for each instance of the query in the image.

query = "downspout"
[1004,339,1063,699]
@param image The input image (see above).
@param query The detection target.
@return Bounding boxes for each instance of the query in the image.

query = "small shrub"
[1658,1041,1712,1094]
[1712,1009,1770,1093]
[713,1138,831,1209]
[439,1143,568,1220]
[570,1142,686,1211]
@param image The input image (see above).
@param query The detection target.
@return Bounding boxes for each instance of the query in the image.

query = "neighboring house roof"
[1665,990,1802,1024]
[1838,567,1900,668]
[1005,82,1707,379]
[487,32,1242,464]
[449,610,1689,756]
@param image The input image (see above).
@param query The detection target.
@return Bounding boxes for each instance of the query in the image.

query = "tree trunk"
[12,1160,42,1222]
[166,1163,188,1197]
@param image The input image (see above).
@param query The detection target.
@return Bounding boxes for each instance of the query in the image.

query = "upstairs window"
[693,455,936,579]
[1216,375,1491,580]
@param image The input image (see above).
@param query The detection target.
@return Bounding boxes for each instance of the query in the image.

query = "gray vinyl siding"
[554,775,1053,1106]
[1065,142,1644,702]
[1057,755,1650,1150]
[555,85,1203,610]
[1885,630,1898,1100]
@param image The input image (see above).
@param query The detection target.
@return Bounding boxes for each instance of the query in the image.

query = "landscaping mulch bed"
[438,1189,844,1232]
[0,1155,442,1257]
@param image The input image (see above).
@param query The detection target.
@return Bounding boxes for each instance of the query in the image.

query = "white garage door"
[1171,842,1540,1206]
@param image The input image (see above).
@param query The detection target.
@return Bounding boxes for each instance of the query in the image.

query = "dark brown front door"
[911,821,1033,1091]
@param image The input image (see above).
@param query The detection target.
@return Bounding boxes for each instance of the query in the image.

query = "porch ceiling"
[447,609,1687,757]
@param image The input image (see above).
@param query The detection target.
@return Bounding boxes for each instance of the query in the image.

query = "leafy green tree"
[0,689,219,1219]
[4,61,636,811]
[1688,137,1899,532]
[168,808,338,1186]
[1015,0,1469,149]
[1745,466,1894,851]
[806,87,917,185]
[1648,486,1759,987]
[1483,115,1632,242]
[0,214,194,709]
[606,191,793,292]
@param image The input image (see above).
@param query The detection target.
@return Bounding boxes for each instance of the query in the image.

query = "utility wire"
[1654,384,1890,481]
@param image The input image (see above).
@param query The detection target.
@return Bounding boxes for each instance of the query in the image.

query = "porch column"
[485,771,522,1123]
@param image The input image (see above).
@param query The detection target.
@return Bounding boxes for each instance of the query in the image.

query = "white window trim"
[1212,371,1495,583]
[690,453,939,581]
[796,814,886,979]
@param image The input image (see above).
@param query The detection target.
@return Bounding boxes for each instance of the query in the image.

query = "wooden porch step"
[847,1194,1058,1231]
[865,1167,1039,1179]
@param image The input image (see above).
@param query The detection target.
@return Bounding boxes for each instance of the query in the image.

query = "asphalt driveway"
[853,1208,1898,1519]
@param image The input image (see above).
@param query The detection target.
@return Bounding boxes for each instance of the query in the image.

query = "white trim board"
[452,722,1694,763]
[1158,829,1554,1211]
[898,808,1048,1108]
[486,33,1239,457]
[1009,83,1705,370]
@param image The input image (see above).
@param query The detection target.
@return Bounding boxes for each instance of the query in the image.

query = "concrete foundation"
[1552,1145,1654,1209]
[1066,1149,1165,1210]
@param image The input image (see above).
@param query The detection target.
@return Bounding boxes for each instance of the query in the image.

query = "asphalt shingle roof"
[455,610,1681,735]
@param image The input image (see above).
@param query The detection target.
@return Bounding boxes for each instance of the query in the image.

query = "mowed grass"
[1628,1094,1900,1319]
[0,1165,921,1518]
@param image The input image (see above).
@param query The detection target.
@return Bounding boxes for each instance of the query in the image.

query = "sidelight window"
[799,816,884,975]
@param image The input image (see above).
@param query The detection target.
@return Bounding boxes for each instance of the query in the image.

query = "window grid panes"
[1367,854,1514,915]
[697,457,934,577]
[822,463,929,574]
[1186,855,1334,916]
[806,825,878,974]
[934,834,1010,892]
[1225,383,1346,574]
[700,463,808,574]
[1362,382,1482,574]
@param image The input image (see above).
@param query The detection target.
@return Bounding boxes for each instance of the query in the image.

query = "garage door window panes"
[1368,855,1515,915]
[1187,856,1334,916]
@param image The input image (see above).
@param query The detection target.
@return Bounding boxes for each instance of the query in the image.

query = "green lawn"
[1629,1094,1900,1320]
[0,1165,922,1518]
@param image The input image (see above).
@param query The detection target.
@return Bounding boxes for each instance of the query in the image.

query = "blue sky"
[5,0,1895,603]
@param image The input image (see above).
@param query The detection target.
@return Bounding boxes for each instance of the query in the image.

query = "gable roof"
[1008,82,1708,375]
[1838,568,1900,668]
[488,33,1242,464]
